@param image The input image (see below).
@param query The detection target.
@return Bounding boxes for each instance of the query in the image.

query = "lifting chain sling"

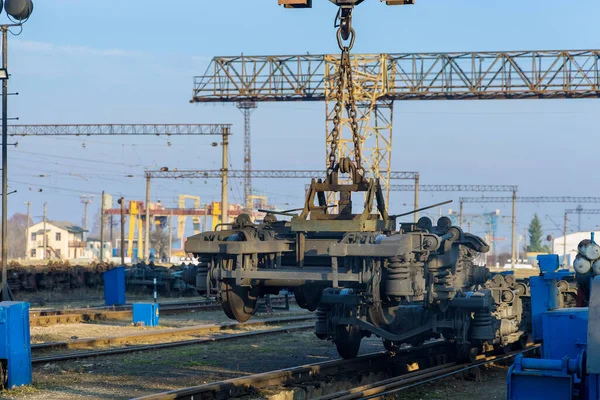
[328,6,363,176]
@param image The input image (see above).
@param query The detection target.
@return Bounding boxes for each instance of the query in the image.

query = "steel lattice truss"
[192,51,600,102]
[460,197,600,203]
[391,185,518,192]
[192,50,600,203]
[8,124,232,136]
[146,170,418,180]
[565,209,600,214]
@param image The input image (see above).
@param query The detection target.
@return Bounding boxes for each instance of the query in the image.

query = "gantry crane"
[194,48,600,206]
[11,123,232,262]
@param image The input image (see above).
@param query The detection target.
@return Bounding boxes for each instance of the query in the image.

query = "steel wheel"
[294,286,323,312]
[221,281,257,323]
[334,325,362,359]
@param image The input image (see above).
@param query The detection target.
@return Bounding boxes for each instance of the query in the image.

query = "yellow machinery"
[177,195,202,241]
[127,200,144,259]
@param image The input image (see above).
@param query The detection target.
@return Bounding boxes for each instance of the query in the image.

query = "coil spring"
[387,257,410,280]
[472,311,493,328]
[315,305,330,339]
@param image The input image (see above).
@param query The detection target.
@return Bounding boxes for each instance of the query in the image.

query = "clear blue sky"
[6,0,600,251]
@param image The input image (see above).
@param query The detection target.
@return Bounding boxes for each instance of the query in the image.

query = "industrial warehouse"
[0,0,596,399]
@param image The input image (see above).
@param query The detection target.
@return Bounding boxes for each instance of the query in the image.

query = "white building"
[553,231,600,267]
[26,221,92,261]
[86,238,113,261]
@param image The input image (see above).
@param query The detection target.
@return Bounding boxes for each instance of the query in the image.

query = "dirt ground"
[2,327,509,400]
[30,306,309,345]
[4,330,385,400]
[396,365,508,400]
[4,296,510,400]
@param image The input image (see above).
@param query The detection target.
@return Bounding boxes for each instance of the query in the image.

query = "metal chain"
[327,8,363,175]
[344,50,363,174]
[328,60,344,171]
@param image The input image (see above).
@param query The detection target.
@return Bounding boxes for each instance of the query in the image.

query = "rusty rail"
[134,342,539,400]
[32,317,314,364]
[316,345,541,400]
[32,315,313,351]
[29,296,293,326]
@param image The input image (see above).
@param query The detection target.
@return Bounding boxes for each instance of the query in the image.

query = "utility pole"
[459,200,463,229]
[25,201,31,259]
[0,27,9,300]
[100,191,105,263]
[42,202,47,261]
[168,210,173,262]
[563,212,568,266]
[221,127,230,225]
[237,101,257,210]
[511,190,517,268]
[576,205,583,231]
[145,173,151,261]
[80,195,94,241]
[413,174,419,223]
[119,197,125,265]
[204,204,209,232]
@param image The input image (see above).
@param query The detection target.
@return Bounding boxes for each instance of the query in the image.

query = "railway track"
[30,296,292,326]
[314,346,540,400]
[31,315,313,364]
[134,343,539,400]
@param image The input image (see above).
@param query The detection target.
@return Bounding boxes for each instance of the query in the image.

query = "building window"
[31,233,36,241]
[55,232,62,241]
[30,249,36,258]
[55,249,61,258]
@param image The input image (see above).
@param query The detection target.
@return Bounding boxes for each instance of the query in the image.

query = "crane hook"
[335,6,355,50]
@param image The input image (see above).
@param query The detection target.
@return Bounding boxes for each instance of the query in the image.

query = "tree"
[527,213,549,253]
[150,229,173,261]
[4,213,32,259]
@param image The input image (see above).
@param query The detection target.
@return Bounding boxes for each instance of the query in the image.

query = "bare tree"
[150,229,172,261]
[4,213,32,259]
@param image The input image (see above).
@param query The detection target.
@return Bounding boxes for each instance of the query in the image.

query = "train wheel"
[456,344,479,363]
[294,286,323,312]
[221,281,257,323]
[334,325,362,359]
[515,333,529,350]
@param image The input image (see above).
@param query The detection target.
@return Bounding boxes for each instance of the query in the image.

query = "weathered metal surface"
[184,240,292,255]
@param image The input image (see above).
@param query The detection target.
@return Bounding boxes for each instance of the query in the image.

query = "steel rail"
[32,320,314,365]
[134,351,393,400]
[29,297,293,326]
[136,342,538,400]
[317,345,541,400]
[133,340,452,400]
[31,315,313,352]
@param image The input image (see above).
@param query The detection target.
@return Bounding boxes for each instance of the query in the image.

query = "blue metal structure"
[104,266,126,306]
[132,303,159,327]
[0,302,31,389]
[507,255,600,400]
